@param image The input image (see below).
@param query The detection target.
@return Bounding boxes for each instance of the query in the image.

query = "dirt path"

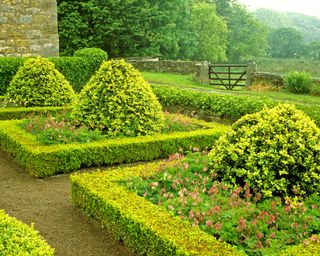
[0,149,136,256]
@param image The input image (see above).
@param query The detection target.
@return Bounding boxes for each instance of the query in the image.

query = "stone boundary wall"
[252,72,320,87]
[251,72,285,87]
[0,0,59,57]
[128,60,200,75]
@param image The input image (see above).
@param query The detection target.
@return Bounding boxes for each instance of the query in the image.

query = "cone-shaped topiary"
[209,104,320,198]
[6,57,75,107]
[72,59,164,137]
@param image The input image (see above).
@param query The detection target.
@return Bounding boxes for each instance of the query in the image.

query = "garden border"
[71,162,244,256]
[71,162,320,255]
[0,119,227,177]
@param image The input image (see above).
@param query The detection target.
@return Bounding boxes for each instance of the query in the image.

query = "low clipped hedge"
[152,84,320,126]
[71,162,320,255]
[0,210,54,255]
[0,106,71,120]
[0,51,106,95]
[71,162,244,256]
[0,119,227,177]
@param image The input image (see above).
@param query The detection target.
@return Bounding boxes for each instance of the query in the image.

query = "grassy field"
[142,71,320,107]
[251,57,320,77]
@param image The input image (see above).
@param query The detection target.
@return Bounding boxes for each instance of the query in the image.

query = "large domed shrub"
[6,57,75,107]
[72,59,164,137]
[209,104,320,198]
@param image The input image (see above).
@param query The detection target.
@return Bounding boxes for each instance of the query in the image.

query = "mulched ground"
[0,149,136,256]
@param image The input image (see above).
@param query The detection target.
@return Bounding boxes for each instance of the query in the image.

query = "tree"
[268,27,304,58]
[226,4,268,61]
[190,2,228,61]
[58,0,183,58]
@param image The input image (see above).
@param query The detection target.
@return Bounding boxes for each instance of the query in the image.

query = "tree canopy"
[57,0,269,61]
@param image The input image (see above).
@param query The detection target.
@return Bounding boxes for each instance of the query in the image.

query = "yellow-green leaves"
[209,104,320,199]
[72,59,164,137]
[6,57,75,107]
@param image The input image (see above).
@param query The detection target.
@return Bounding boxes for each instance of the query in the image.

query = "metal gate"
[209,64,247,90]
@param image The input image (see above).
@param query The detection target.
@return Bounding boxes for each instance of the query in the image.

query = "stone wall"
[0,0,59,57]
[128,60,200,75]
[251,72,285,87]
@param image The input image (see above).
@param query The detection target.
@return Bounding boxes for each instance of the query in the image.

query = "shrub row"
[0,49,107,95]
[152,84,320,126]
[0,106,70,120]
[71,162,244,256]
[0,210,54,255]
[0,119,227,177]
[152,84,276,121]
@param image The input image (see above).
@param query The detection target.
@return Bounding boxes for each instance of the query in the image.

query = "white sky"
[237,0,320,18]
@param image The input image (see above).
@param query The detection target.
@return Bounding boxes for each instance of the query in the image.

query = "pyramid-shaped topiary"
[72,59,164,137]
[209,104,320,199]
[6,57,75,107]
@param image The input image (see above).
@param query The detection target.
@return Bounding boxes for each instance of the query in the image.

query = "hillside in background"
[254,8,320,43]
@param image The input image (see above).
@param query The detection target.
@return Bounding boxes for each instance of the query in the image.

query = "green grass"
[253,57,320,77]
[142,72,320,107]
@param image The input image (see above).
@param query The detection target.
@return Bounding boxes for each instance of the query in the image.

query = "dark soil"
[0,149,136,256]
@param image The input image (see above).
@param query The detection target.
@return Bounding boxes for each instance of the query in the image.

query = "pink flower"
[206,220,213,227]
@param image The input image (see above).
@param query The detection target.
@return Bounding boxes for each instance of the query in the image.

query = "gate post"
[194,61,209,84]
[246,62,257,86]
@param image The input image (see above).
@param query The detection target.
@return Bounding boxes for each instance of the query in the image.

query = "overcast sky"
[237,0,320,18]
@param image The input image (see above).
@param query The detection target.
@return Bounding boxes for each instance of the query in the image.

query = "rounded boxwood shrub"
[209,104,320,198]
[6,57,75,107]
[72,59,164,137]
[73,47,108,63]
[284,71,312,94]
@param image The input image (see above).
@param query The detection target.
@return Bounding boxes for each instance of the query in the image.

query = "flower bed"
[0,116,227,177]
[0,210,54,255]
[71,161,244,256]
[71,156,320,256]
[123,153,320,255]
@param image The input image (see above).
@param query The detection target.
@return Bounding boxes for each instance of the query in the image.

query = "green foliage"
[6,58,75,107]
[152,84,276,120]
[0,119,226,177]
[284,71,312,94]
[190,2,228,61]
[71,161,243,256]
[268,28,304,58]
[72,59,164,137]
[0,210,54,255]
[255,8,320,43]
[49,56,104,92]
[73,47,108,60]
[209,104,320,198]
[225,3,269,61]
[0,57,24,96]
[58,0,183,58]
[125,153,320,255]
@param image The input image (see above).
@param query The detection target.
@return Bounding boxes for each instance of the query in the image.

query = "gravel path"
[0,149,136,256]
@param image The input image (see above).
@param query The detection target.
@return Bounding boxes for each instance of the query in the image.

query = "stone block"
[0,15,8,24]
[26,30,42,39]
[30,44,41,52]
[20,15,33,24]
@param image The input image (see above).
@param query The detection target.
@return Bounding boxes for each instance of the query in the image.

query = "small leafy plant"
[284,71,312,94]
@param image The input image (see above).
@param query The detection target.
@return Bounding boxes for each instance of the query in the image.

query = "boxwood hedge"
[0,119,227,177]
[0,210,54,255]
